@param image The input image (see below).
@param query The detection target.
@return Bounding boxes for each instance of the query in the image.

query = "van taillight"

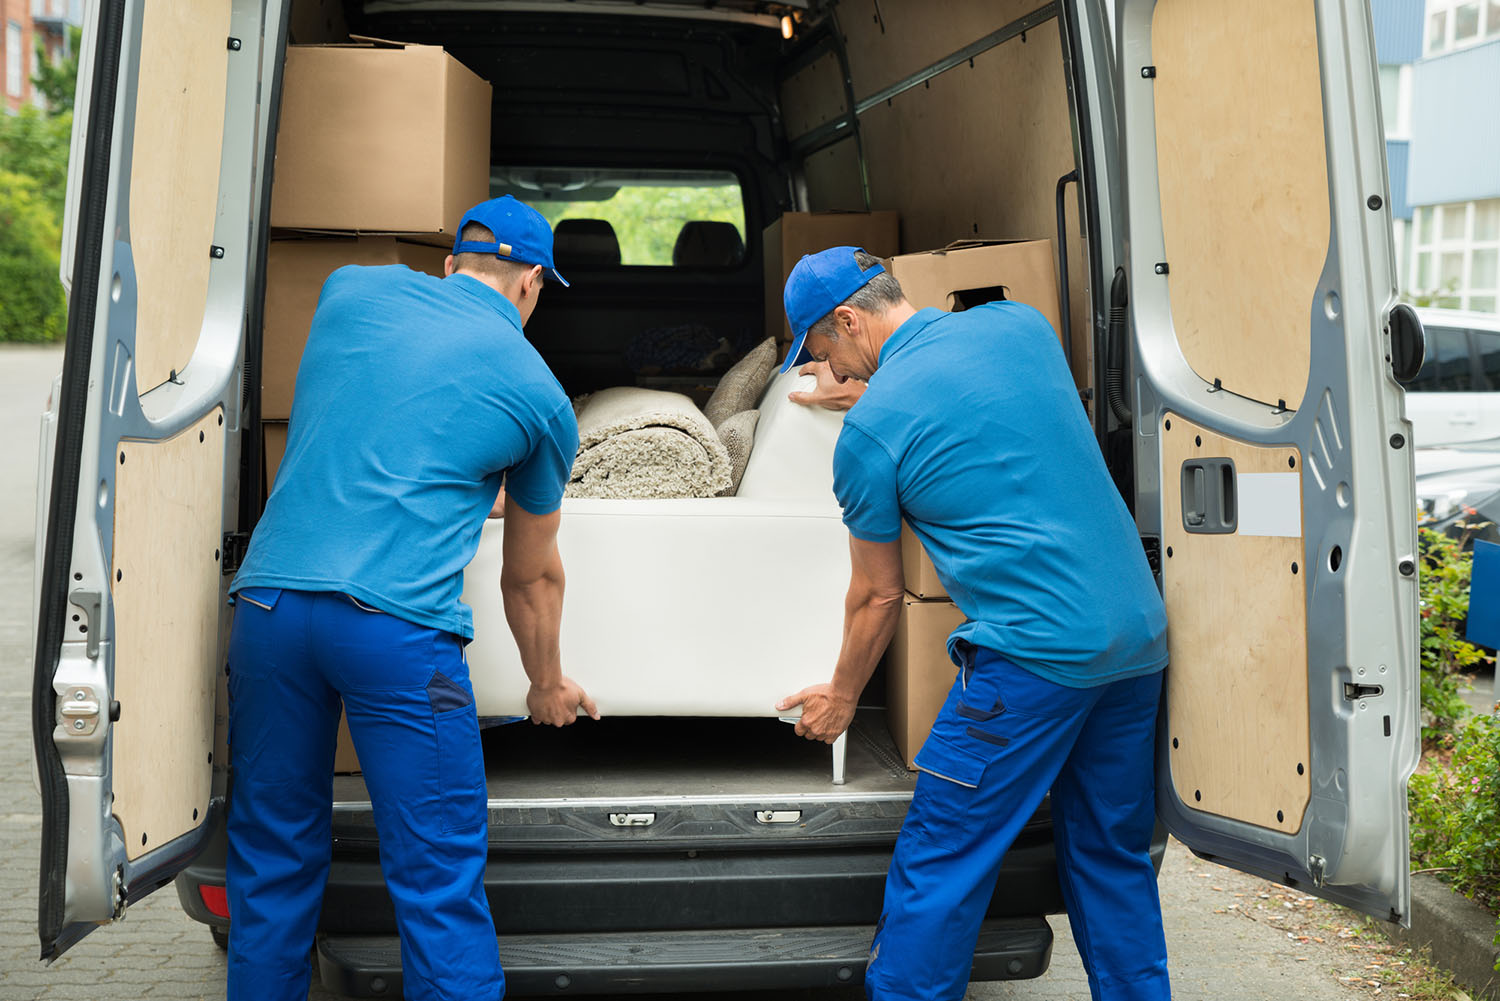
[199,885,229,918]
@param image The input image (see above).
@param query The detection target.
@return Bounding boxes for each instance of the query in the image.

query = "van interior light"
[781,15,794,40]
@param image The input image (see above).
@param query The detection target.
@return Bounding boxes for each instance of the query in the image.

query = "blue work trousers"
[225,587,502,1001]
[867,646,1169,1001]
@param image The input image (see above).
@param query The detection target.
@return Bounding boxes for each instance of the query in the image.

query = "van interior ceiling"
[279,0,1095,401]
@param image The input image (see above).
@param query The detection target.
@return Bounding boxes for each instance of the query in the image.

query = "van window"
[491,167,746,269]
[1409,325,1472,391]
[1476,327,1500,390]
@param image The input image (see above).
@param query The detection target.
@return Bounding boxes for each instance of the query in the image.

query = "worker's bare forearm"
[501,562,565,690]
[829,585,903,702]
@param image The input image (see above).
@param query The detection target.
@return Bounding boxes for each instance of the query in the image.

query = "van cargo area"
[172,0,1145,993]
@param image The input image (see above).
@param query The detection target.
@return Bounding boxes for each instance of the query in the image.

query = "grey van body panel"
[1116,0,1418,924]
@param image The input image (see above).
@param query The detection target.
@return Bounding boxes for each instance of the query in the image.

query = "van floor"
[330,709,917,809]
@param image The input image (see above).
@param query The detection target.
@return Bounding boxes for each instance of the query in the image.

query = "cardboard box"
[889,240,1062,340]
[335,710,360,773]
[763,211,900,346]
[886,595,967,770]
[901,521,947,600]
[263,421,288,503]
[262,237,450,419]
[270,40,492,234]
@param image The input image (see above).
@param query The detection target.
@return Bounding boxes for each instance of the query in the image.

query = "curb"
[1382,873,1498,999]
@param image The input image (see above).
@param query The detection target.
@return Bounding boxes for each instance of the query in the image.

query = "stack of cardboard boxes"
[260,38,492,501]
[260,39,492,773]
[758,211,1064,769]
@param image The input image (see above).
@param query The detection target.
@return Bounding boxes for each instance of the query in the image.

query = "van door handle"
[1180,459,1237,534]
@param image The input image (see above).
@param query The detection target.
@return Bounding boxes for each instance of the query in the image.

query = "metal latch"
[756,810,802,825]
[1343,683,1383,700]
[58,685,102,737]
[221,532,250,575]
[609,813,656,827]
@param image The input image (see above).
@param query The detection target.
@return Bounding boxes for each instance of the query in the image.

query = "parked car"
[1404,308,1500,448]
[32,0,1420,994]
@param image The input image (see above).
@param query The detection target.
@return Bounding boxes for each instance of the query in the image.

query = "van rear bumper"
[315,919,1055,997]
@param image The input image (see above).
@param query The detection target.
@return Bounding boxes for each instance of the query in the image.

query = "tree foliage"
[32,27,83,115]
[0,169,67,343]
[0,93,74,343]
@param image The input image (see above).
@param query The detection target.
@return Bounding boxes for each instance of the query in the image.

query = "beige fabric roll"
[567,387,732,499]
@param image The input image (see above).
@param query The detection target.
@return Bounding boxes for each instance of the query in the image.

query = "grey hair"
[807,251,906,339]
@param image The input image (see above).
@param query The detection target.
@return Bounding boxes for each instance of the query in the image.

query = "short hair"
[807,251,906,339]
[452,221,539,288]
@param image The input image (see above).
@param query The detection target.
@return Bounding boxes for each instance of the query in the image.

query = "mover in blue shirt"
[226,196,594,1001]
[776,247,1170,1001]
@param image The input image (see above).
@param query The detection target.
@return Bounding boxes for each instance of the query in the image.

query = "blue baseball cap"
[452,195,569,287]
[780,246,886,373]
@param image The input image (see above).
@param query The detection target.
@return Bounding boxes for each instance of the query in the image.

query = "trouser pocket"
[429,671,486,835]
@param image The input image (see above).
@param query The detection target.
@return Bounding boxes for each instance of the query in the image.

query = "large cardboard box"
[270,40,492,234]
[262,237,450,419]
[901,522,947,600]
[889,240,1062,340]
[263,421,289,502]
[886,596,967,770]
[763,211,899,346]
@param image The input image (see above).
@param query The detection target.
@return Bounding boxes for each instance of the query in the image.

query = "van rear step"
[316,919,1054,996]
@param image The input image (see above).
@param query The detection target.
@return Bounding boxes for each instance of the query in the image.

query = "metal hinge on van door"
[221,532,249,575]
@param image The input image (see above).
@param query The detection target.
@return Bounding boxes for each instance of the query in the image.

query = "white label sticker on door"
[1236,472,1302,537]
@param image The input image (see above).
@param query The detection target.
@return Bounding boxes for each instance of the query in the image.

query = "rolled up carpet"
[566,387,733,499]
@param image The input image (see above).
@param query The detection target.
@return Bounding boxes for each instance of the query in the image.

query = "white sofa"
[460,370,855,780]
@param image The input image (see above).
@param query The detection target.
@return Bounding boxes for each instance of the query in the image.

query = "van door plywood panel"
[1151,0,1328,408]
[1160,414,1310,834]
[111,410,225,860]
[128,0,232,396]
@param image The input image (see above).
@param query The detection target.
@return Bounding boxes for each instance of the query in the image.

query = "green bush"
[1417,526,1488,742]
[1409,713,1500,964]
[0,169,67,343]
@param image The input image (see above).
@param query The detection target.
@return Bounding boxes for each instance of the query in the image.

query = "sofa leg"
[779,717,848,785]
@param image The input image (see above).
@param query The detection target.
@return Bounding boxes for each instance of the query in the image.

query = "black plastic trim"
[33,0,128,962]
[316,918,1055,997]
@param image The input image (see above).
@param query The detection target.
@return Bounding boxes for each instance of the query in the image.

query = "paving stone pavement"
[0,344,1405,1000]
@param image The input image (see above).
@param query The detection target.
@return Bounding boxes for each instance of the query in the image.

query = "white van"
[31,0,1422,993]
[1403,308,1500,447]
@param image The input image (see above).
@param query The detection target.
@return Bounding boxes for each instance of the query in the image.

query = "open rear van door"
[1116,0,1422,923]
[32,0,282,959]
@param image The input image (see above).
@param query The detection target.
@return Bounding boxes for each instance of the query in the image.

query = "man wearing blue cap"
[775,247,1171,1001]
[224,195,595,1001]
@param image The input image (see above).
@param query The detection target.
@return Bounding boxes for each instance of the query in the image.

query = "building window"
[1378,64,1414,139]
[1411,200,1500,312]
[7,21,23,98]
[1425,0,1500,52]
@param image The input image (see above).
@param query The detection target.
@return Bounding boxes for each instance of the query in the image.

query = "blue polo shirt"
[232,266,578,639]
[833,302,1167,687]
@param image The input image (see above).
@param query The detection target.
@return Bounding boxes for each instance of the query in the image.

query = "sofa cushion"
[704,338,777,427]
[716,408,760,496]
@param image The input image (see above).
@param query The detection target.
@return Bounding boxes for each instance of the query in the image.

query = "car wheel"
[211,926,229,951]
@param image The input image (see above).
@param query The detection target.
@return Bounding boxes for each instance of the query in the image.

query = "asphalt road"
[0,343,1443,1000]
